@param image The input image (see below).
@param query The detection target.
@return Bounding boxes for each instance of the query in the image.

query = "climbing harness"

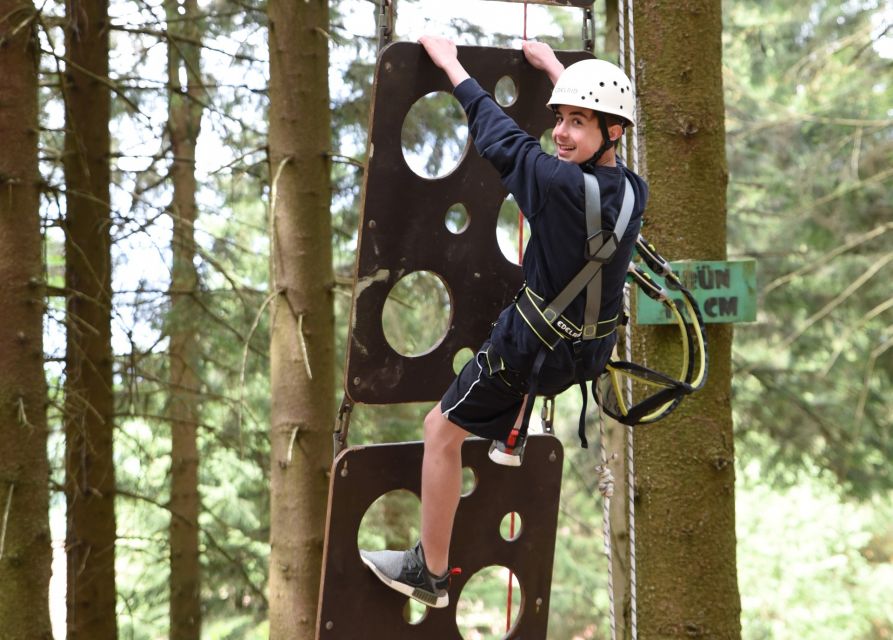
[507,174,635,455]
[599,237,708,425]
[505,175,707,456]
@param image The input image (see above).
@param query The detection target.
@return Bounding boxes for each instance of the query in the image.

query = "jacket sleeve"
[453,78,567,221]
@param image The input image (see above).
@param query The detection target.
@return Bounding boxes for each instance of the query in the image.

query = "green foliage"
[737,464,893,639]
[724,0,893,495]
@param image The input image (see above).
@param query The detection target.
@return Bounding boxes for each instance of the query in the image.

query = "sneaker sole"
[488,445,523,467]
[360,553,449,608]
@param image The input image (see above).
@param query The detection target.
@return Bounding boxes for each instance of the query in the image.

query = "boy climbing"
[360,36,648,609]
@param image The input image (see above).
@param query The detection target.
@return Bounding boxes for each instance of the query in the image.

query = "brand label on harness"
[635,259,757,325]
[555,318,582,339]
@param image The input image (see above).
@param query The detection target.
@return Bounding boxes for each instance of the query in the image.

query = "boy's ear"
[608,123,625,142]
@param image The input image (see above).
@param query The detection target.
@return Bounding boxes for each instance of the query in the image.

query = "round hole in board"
[401,91,469,179]
[382,271,452,357]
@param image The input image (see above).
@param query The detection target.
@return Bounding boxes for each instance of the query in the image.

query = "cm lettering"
[704,296,738,318]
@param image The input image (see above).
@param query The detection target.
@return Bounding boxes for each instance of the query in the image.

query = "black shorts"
[440,341,529,441]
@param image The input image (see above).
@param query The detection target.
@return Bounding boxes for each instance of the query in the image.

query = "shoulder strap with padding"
[542,174,635,339]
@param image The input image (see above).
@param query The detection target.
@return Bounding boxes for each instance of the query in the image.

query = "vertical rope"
[597,408,617,640]
[624,290,638,640]
[616,1,640,638]
[622,1,639,636]
[523,1,528,40]
[627,0,640,173]
[618,0,629,161]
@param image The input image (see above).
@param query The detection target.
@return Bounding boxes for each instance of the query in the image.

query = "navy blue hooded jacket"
[453,78,648,391]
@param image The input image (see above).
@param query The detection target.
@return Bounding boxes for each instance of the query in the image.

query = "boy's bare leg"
[419,396,528,576]
[420,404,467,576]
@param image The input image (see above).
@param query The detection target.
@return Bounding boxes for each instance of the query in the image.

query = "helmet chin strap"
[587,113,618,166]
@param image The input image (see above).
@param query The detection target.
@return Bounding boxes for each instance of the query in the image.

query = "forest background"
[0,0,891,639]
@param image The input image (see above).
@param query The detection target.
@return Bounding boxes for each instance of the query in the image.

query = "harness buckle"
[585,230,618,263]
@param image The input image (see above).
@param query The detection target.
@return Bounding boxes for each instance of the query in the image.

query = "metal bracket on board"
[377,0,395,50]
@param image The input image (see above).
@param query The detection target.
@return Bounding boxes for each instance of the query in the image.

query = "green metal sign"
[635,259,757,325]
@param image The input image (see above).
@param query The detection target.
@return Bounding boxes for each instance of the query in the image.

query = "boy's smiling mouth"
[557,144,575,159]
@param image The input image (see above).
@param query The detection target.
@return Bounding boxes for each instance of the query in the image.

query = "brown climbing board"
[344,42,591,405]
[315,436,564,639]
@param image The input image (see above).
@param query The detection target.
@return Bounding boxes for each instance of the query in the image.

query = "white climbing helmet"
[547,59,636,126]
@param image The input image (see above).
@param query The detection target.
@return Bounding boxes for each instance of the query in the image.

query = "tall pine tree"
[0,2,53,638]
[165,0,205,637]
[63,0,117,636]
[266,0,334,637]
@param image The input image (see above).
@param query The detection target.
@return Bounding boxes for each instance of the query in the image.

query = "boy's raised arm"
[419,35,471,87]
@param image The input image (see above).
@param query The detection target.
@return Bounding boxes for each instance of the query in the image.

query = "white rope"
[617,0,638,159]
[598,2,625,615]
[625,2,640,637]
[596,407,617,640]
[627,0,640,173]
[616,1,640,638]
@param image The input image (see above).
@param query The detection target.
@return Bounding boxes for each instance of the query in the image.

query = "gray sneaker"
[360,541,456,608]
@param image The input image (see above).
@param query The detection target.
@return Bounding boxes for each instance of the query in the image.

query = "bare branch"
[854,329,893,422]
[774,253,893,354]
[238,290,278,448]
[0,484,14,562]
[762,222,892,298]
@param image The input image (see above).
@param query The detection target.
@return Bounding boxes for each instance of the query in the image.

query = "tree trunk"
[63,0,117,637]
[266,1,334,638]
[0,3,53,639]
[165,1,204,638]
[632,2,742,638]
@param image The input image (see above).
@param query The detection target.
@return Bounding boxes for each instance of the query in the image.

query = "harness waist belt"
[516,286,619,350]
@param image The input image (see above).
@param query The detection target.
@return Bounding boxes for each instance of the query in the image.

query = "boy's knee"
[423,405,447,439]
[424,405,464,451]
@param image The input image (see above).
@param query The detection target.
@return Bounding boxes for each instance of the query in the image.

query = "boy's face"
[552,104,603,164]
